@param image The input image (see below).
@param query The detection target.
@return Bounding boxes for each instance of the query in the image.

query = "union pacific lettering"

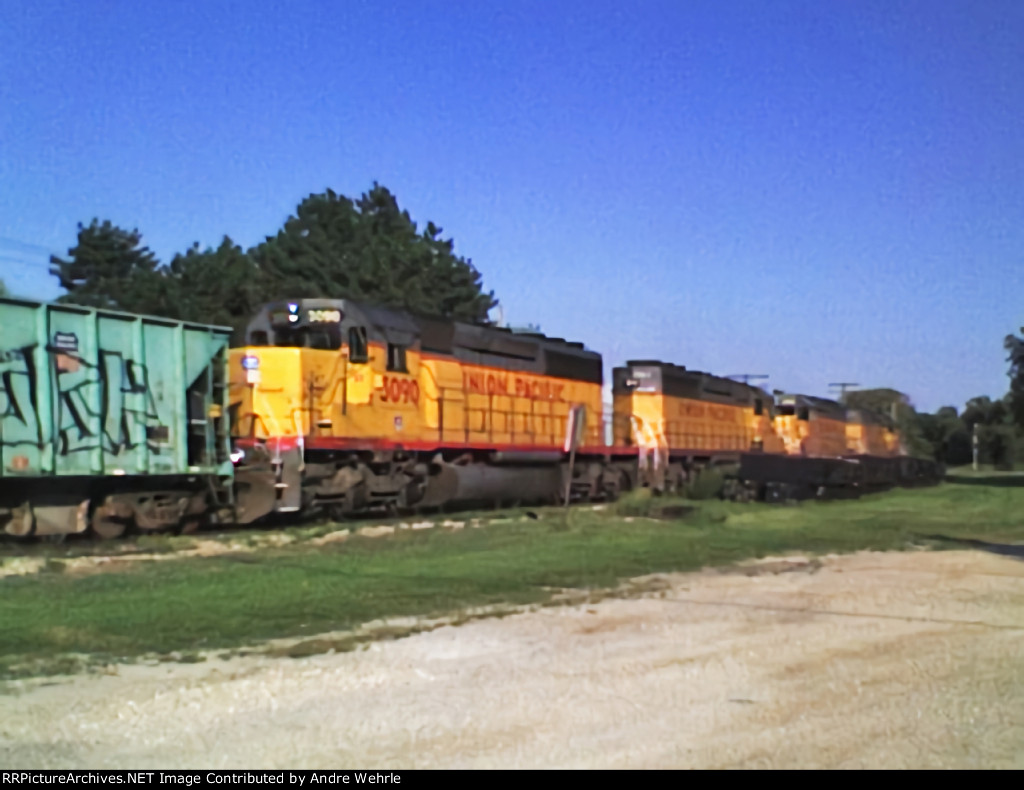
[463,371,565,401]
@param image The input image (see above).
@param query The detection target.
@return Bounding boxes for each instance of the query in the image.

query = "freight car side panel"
[0,299,232,479]
[1,302,52,476]
[144,321,184,473]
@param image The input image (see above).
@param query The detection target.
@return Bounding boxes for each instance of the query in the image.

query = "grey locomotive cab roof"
[776,393,848,420]
[613,359,769,407]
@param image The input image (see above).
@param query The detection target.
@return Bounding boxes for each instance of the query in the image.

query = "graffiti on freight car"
[0,345,44,453]
[0,341,164,462]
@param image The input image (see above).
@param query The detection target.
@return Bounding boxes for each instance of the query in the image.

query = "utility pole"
[828,382,860,404]
[727,374,769,386]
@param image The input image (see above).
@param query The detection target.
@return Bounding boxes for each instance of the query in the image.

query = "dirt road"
[2,549,1022,769]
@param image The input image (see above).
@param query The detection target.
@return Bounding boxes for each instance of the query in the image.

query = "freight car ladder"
[186,346,234,514]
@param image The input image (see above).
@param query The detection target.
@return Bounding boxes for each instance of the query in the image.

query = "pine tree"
[164,237,265,338]
[253,184,497,321]
[50,220,162,312]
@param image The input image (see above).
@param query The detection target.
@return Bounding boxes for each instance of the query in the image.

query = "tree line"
[47,183,497,340]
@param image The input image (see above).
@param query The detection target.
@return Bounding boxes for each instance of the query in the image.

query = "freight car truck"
[0,297,272,538]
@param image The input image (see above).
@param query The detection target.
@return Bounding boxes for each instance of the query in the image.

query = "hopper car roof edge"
[0,296,234,333]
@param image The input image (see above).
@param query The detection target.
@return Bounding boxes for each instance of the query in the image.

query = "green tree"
[50,220,163,312]
[961,395,1016,469]
[163,237,265,339]
[253,184,497,321]
[1003,333,1024,430]
[917,407,972,465]
[0,278,8,297]
[961,395,1007,430]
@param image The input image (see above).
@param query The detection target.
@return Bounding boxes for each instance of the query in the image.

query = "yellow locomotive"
[845,408,901,457]
[773,394,850,457]
[610,360,785,490]
[229,299,610,517]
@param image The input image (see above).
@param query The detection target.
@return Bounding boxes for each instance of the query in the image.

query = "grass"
[2,480,1023,679]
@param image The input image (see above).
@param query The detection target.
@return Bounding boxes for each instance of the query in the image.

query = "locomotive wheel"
[179,517,201,536]
[91,511,126,540]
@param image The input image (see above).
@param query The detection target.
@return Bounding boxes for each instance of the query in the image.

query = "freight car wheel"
[91,512,127,540]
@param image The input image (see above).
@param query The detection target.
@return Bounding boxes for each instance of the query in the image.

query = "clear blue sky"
[2,0,1023,413]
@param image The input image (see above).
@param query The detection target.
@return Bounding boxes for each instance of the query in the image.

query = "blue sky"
[2,0,1023,413]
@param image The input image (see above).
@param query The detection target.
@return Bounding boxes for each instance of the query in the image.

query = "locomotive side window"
[249,331,269,347]
[387,343,408,373]
[348,327,369,363]
[754,399,763,416]
[798,407,810,421]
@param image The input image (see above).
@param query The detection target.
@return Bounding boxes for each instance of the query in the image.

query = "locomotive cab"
[229,299,423,445]
[612,361,784,454]
[228,299,425,514]
[846,409,899,457]
[773,394,848,457]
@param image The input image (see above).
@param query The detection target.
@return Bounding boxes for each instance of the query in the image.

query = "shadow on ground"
[945,474,1024,488]
[915,533,1024,560]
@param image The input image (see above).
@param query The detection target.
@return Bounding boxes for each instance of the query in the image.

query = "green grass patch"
[2,482,1023,679]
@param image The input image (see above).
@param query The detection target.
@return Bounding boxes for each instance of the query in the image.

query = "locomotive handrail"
[422,383,602,448]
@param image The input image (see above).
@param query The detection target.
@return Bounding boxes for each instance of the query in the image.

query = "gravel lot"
[2,549,1022,769]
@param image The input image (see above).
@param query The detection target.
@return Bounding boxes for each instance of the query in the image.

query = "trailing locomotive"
[0,296,942,539]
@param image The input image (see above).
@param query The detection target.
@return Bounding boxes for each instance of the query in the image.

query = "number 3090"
[308,309,342,323]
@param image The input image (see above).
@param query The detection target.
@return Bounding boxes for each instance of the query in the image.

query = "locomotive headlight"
[230,449,245,464]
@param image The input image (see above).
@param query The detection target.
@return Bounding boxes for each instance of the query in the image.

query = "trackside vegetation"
[1,475,1023,679]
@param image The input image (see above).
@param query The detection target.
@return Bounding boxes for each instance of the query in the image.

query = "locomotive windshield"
[777,404,810,420]
[269,324,343,350]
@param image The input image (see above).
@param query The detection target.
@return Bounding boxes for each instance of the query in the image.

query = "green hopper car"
[0,297,249,538]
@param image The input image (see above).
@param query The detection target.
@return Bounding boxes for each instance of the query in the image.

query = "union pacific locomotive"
[0,296,941,538]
